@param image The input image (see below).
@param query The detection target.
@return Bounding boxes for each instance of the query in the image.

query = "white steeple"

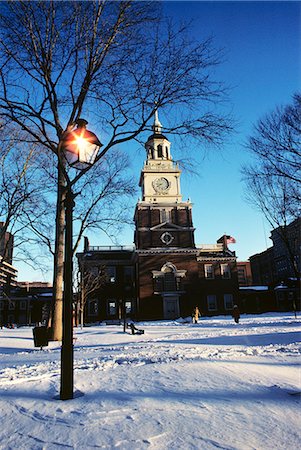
[145,108,172,162]
[153,109,163,134]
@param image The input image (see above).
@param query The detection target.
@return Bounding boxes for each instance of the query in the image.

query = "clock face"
[152,177,170,193]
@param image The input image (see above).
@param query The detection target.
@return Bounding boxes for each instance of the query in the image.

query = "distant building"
[239,286,276,314]
[0,222,14,265]
[77,112,239,322]
[249,217,300,313]
[249,247,275,286]
[77,243,136,324]
[270,217,300,281]
[236,261,253,286]
[0,224,18,295]
[0,283,52,327]
[0,256,18,290]
[17,281,52,291]
[250,218,300,285]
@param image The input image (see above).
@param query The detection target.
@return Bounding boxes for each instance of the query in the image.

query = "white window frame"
[207,294,217,311]
[221,264,231,279]
[108,299,117,316]
[224,294,234,310]
[205,264,214,279]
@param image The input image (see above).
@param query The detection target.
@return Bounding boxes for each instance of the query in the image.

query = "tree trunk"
[48,163,66,341]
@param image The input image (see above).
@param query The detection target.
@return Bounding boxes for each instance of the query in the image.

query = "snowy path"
[0,313,300,449]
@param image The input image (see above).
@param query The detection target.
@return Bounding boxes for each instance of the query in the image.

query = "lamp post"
[60,119,102,400]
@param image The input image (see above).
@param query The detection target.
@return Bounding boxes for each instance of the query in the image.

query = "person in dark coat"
[232,305,240,324]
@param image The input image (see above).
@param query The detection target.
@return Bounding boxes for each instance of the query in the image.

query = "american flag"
[227,236,236,244]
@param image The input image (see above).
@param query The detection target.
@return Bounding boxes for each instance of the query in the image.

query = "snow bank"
[0,312,300,449]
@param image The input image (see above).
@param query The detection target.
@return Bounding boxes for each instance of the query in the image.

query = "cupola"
[145,109,171,161]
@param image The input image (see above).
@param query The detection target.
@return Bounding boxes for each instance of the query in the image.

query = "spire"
[153,107,162,134]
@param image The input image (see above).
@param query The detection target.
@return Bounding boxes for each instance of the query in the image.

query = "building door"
[163,296,179,319]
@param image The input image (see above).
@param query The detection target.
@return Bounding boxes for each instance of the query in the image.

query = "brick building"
[236,261,253,287]
[77,112,239,322]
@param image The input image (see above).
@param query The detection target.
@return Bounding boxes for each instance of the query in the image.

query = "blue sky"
[16,1,301,282]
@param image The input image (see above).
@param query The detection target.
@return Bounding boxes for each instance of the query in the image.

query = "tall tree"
[0,125,51,264]
[0,1,232,339]
[242,93,301,278]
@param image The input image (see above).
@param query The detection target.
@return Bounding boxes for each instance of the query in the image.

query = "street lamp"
[60,119,102,400]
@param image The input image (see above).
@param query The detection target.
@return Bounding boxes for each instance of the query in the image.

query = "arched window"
[164,271,176,291]
[157,145,163,158]
[152,263,186,293]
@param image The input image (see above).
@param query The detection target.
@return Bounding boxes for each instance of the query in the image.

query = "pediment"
[150,222,183,231]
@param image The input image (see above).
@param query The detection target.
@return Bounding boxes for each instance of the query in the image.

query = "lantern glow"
[62,120,102,169]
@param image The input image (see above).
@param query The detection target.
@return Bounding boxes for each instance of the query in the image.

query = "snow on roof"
[239,286,269,291]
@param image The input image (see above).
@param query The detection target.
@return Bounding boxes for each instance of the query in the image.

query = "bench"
[129,323,144,335]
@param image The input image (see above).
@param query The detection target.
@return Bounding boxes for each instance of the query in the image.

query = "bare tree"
[74,264,106,329]
[242,93,301,278]
[0,125,52,264]
[244,93,301,189]
[0,1,233,340]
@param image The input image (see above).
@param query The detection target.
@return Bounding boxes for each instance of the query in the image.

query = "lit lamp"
[59,118,102,401]
[62,119,103,169]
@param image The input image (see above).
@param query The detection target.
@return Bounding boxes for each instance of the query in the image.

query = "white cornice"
[197,256,237,262]
[138,226,195,232]
[137,248,199,255]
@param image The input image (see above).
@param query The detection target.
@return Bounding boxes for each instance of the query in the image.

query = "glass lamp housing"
[62,125,102,170]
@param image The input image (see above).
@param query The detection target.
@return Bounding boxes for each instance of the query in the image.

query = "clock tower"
[78,111,239,323]
[134,111,198,320]
[134,110,196,250]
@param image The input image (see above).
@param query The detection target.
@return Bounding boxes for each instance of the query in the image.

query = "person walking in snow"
[193,306,200,324]
[232,305,240,324]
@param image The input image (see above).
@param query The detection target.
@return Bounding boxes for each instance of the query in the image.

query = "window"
[8,302,15,310]
[205,264,214,279]
[124,266,134,284]
[157,145,163,158]
[88,299,98,316]
[0,301,3,310]
[108,300,116,315]
[125,301,132,314]
[160,209,171,223]
[89,266,99,276]
[221,264,231,279]
[207,295,217,311]
[107,266,116,283]
[164,272,176,291]
[20,301,27,311]
[154,277,163,292]
[224,294,234,310]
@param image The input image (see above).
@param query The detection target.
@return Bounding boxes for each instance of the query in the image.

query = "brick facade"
[77,115,239,322]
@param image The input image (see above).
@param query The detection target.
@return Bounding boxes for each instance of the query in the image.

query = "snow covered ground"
[0,312,300,450]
